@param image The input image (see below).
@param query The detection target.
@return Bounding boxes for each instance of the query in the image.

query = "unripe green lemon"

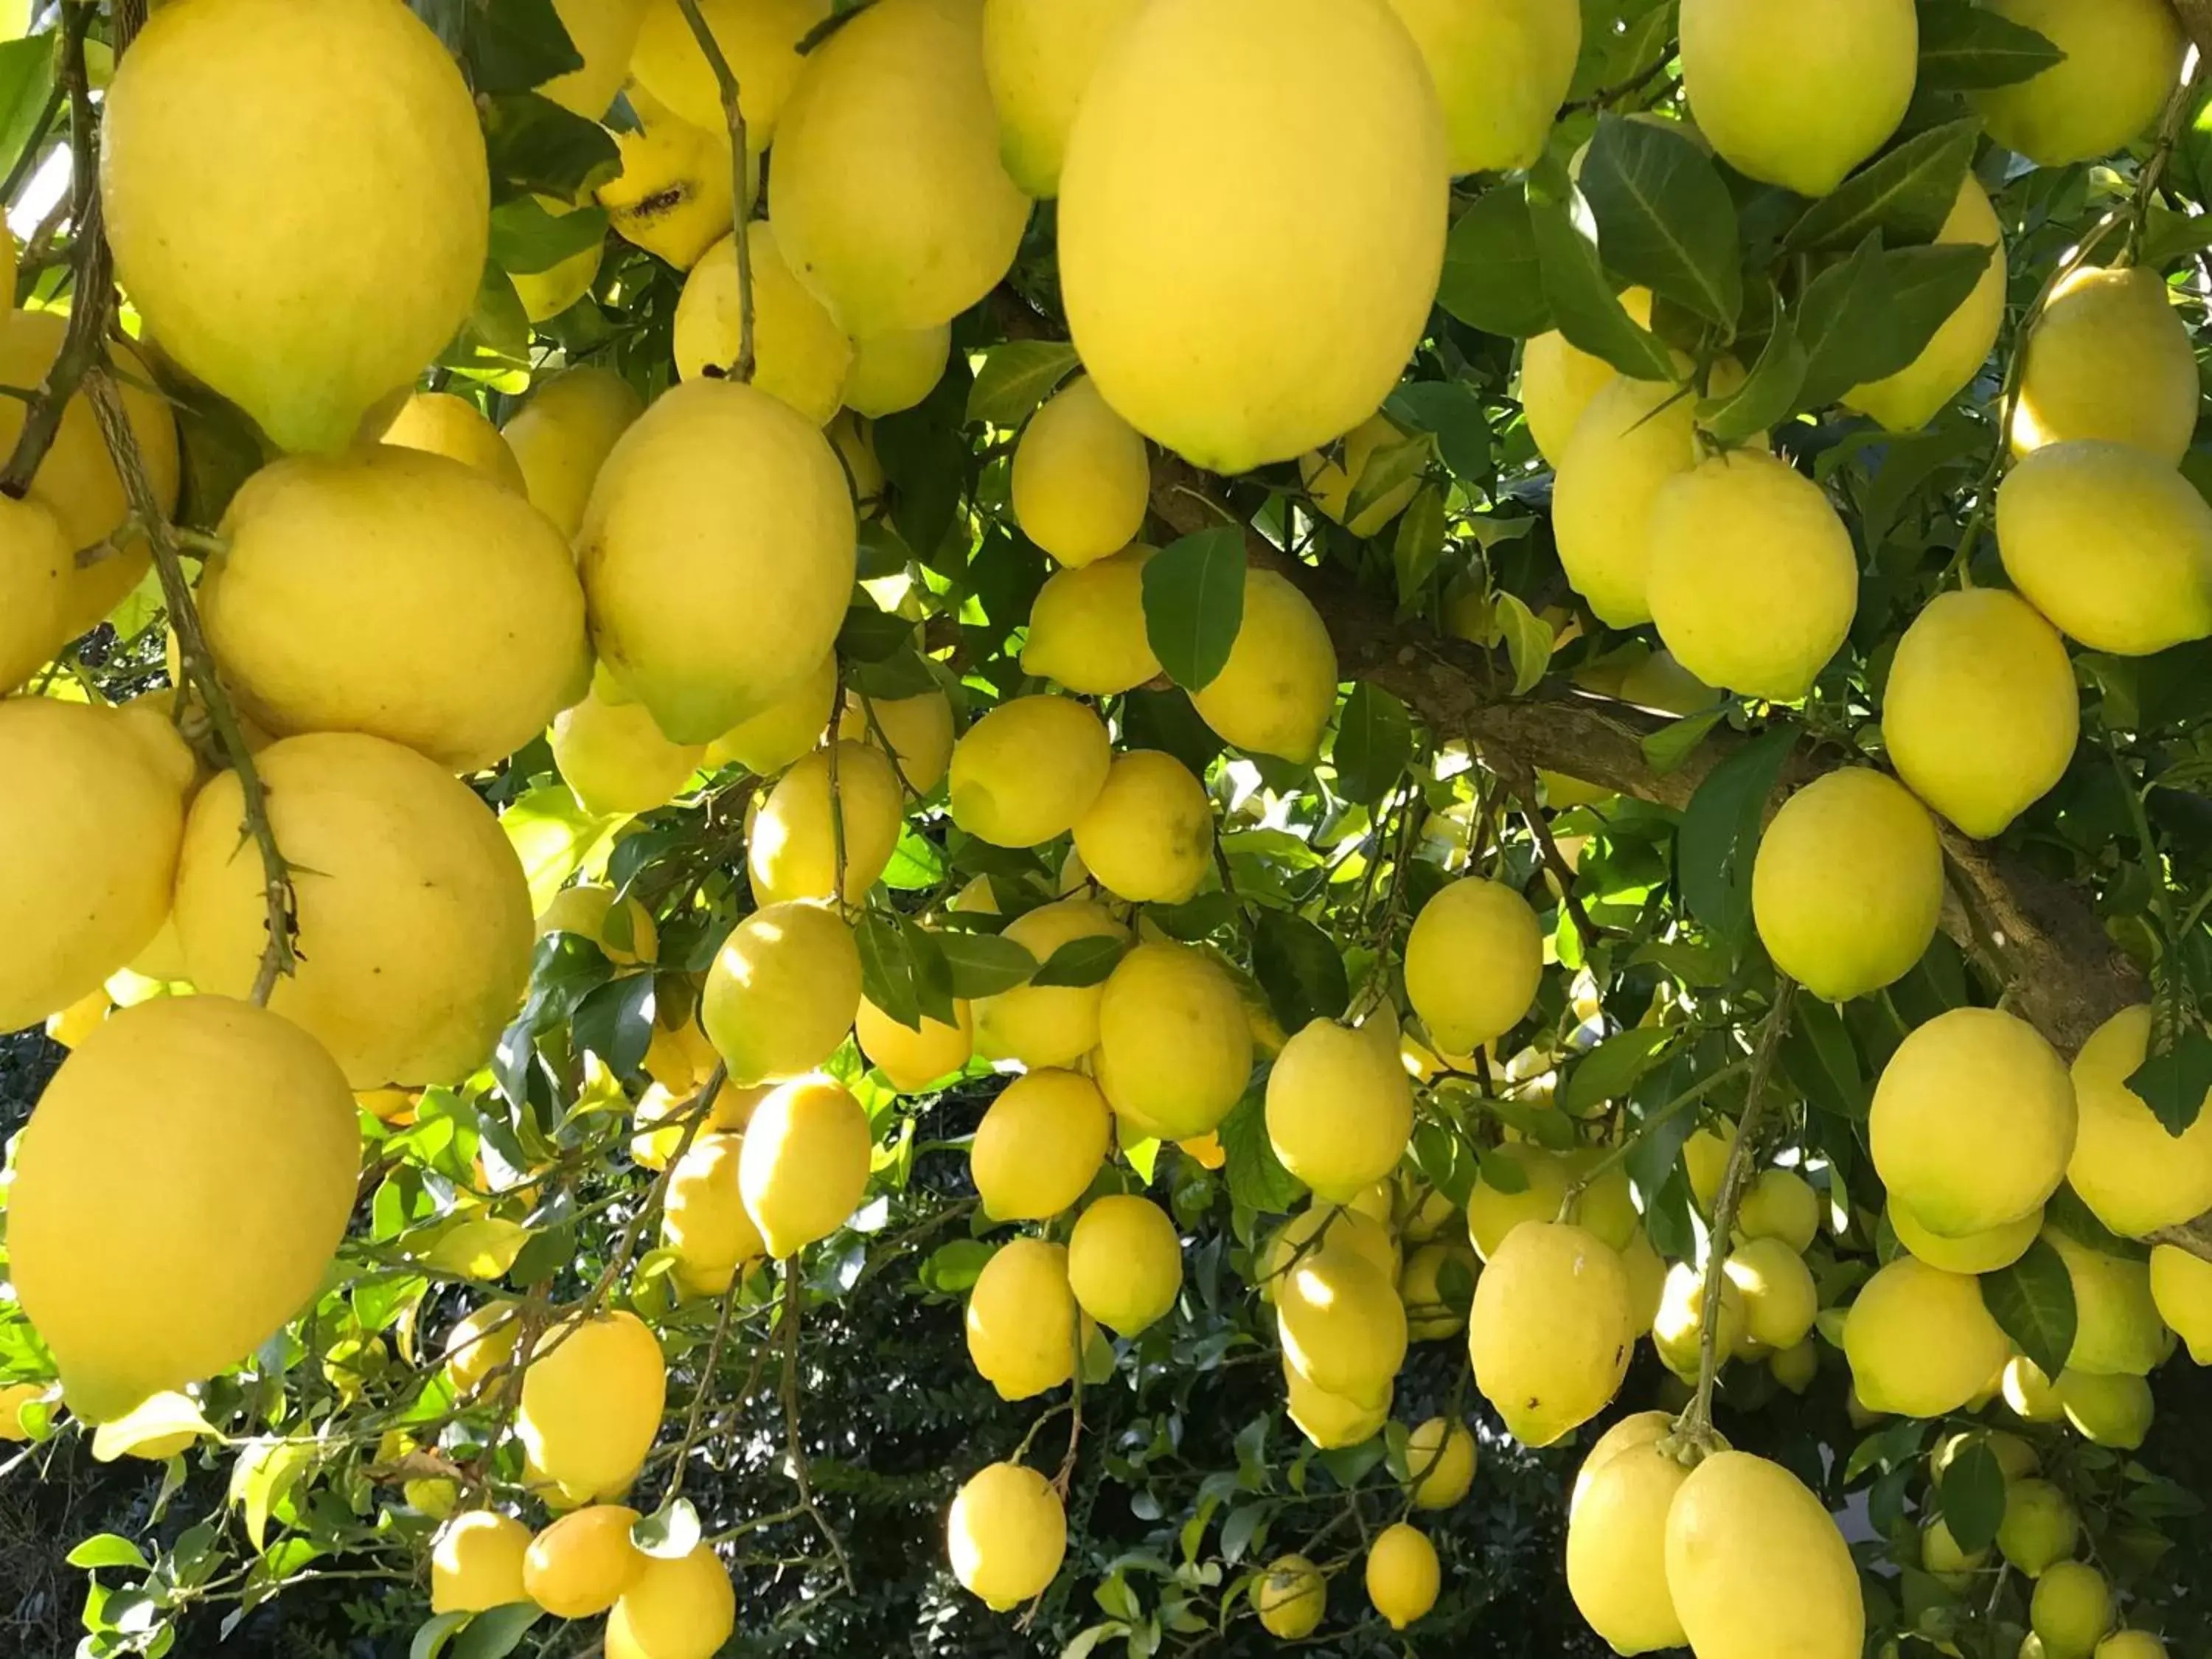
[700,900,861,1085]
[1405,877,1542,1056]
[1253,1555,1326,1639]
[1889,1198,2040,1274]
[1071,749,1212,904]
[966,1238,1079,1400]
[948,1461,1066,1609]
[1568,1427,1688,1653]
[738,1077,872,1258]
[1365,1522,1439,1630]
[2066,1005,2212,1237]
[948,695,1113,847]
[2044,1227,2163,1377]
[1188,568,1339,763]
[1265,1018,1415,1203]
[1663,1453,1863,1659]
[431,1511,532,1614]
[971,898,1127,1067]
[1753,768,1944,1003]
[1846,178,2007,432]
[1012,375,1150,567]
[978,0,1146,196]
[1469,1222,1631,1446]
[1022,545,1162,695]
[1067,1194,1183,1335]
[1405,1417,1477,1509]
[2096,1632,2168,1659]
[2056,1368,2153,1450]
[1093,942,1255,1140]
[1842,1256,2011,1416]
[1972,0,2185,168]
[2011,266,2197,463]
[1279,1242,1408,1411]
[1770,1338,1820,1394]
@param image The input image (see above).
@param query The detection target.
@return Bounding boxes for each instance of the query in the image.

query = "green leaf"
[226,1437,317,1552]
[1939,1440,2008,1555]
[1697,302,1805,442]
[1783,119,1982,254]
[857,911,922,1031]
[571,972,656,1076]
[0,35,55,195]
[465,0,583,95]
[1579,114,1742,327]
[1391,484,1448,605]
[481,92,622,200]
[1492,591,1554,698]
[1385,382,1491,481]
[501,785,620,914]
[1030,934,1127,990]
[1253,908,1349,1032]
[964,341,1080,428]
[1527,159,1677,381]
[936,930,1039,999]
[881,825,946,891]
[1981,1237,2078,1382]
[837,603,913,663]
[630,1498,700,1560]
[1438,184,1553,339]
[1220,1084,1305,1214]
[1641,707,1727,776]
[1867,243,1997,381]
[1563,1028,1674,1116]
[920,1238,993,1293]
[442,260,532,376]
[410,1612,471,1659]
[1332,684,1413,804]
[1340,431,1435,530]
[1677,725,1798,947]
[1792,233,1897,412]
[65,1534,150,1572]
[453,1604,547,1659]
[1781,994,1869,1119]
[488,193,608,276]
[1477,1147,1531,1195]
[2125,1024,2212,1137]
[1143,527,1248,692]
[1916,0,2065,91]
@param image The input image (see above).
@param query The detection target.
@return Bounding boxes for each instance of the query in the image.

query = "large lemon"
[971,897,1127,1066]
[1067,1194,1183,1335]
[948,694,1112,846]
[1189,568,1338,763]
[2011,267,2197,463]
[1664,1453,1863,1659]
[1751,768,1943,1002]
[1012,375,1150,566]
[675,223,852,425]
[1405,877,1542,1054]
[628,0,824,140]
[0,495,69,693]
[700,900,861,1085]
[552,681,707,815]
[605,1540,735,1659]
[979,0,1145,197]
[101,0,487,454]
[2150,1244,2212,1364]
[738,1076,872,1257]
[378,392,527,493]
[1365,1522,1439,1630]
[1023,546,1163,695]
[970,1068,1111,1220]
[597,110,736,271]
[840,687,957,795]
[1057,0,1446,473]
[1881,588,2079,839]
[9,995,358,1422]
[1870,1007,2076,1237]
[202,447,588,772]
[1972,0,2185,168]
[2066,1005,2212,1237]
[431,1511,532,1613]
[966,1238,1079,1399]
[1551,374,1697,627]
[1093,942,1254,1138]
[175,732,534,1087]
[524,1504,643,1618]
[1844,178,2006,432]
[1998,439,2212,655]
[1678,0,1916,197]
[709,651,837,776]
[518,1310,665,1498]
[501,367,645,540]
[1266,1017,1414,1202]
[748,740,902,905]
[843,326,951,419]
[771,0,1030,335]
[2045,1226,2163,1377]
[580,379,855,744]
[662,1134,766,1290]
[855,996,973,1092]
[1254,1555,1326,1638]
[1842,1256,2010,1416]
[948,1461,1066,1610]
[1467,1221,1630,1445]
[1567,1423,1688,1653]
[1278,1242,1408,1409]
[1071,750,1213,905]
[1384,0,1579,175]
[1519,288,1654,467]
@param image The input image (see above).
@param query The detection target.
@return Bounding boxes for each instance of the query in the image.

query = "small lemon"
[1253,1554,1326,1639]
[1405,1417,1476,1509]
[1265,1017,1415,1202]
[971,897,1127,1067]
[431,1511,532,1614]
[966,1238,1079,1400]
[1365,1522,1439,1630]
[855,996,973,1091]
[948,1461,1067,1609]
[523,1504,643,1618]
[1067,1194,1183,1335]
[1012,375,1150,566]
[1021,545,1162,695]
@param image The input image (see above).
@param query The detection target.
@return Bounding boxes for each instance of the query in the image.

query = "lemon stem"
[671,0,756,384]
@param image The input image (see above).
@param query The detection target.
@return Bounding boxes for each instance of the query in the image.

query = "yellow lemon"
[537,883,658,965]
[1298,414,1422,538]
[1653,1260,1747,1379]
[501,367,645,540]
[1405,877,1542,1054]
[967,1238,1079,1399]
[2011,267,2197,463]
[1365,1522,1439,1630]
[1921,1515,1987,1590]
[1464,1144,1570,1262]
[629,0,824,139]
[2045,1226,2163,1377]
[970,1069,1111,1220]
[2095,1635,2167,1659]
[1279,1242,1408,1409]
[1254,1554,1326,1638]
[1067,1194,1183,1335]
[855,996,973,1091]
[1265,1017,1414,1203]
[1093,942,1255,1139]
[0,1382,46,1443]
[1469,1222,1631,1445]
[948,1461,1066,1609]
[1550,369,1697,628]
[1284,1357,1391,1449]
[431,1511,532,1613]
[980,0,1144,198]
[605,1541,735,1659]
[2067,1005,2212,1237]
[524,1504,643,1618]
[1621,1228,1669,1332]
[843,325,951,418]
[1663,1452,1863,1659]
[840,687,957,796]
[633,1074,768,1170]
[596,109,737,270]
[1973,0,2185,168]
[972,897,1127,1066]
[1012,375,1150,567]
[1385,0,1580,174]
[537,0,647,119]
[1405,1417,1477,1509]
[442,1301,524,1399]
[1399,1237,1478,1340]
[2056,1368,2153,1449]
[1890,1198,2040,1274]
[1842,1256,2011,1416]
[518,1311,665,1498]
[1022,544,1162,695]
[1568,1427,1689,1653]
[551,667,705,812]
[511,203,605,330]
[2031,1560,2114,1657]
[663,1133,768,1285]
[1735,1167,1822,1253]
[0,495,74,693]
[378,392,526,492]
[709,651,837,776]
[2150,1243,2212,1363]
[1751,768,1944,1002]
[1187,567,1339,763]
[675,223,853,425]
[1260,1203,1400,1297]
[948,694,1113,846]
[737,1076,872,1256]
[1518,289,1654,467]
[700,900,861,1085]
[1723,1237,1818,1351]
[1845,178,2006,432]
[1998,1478,2079,1576]
[747,740,903,905]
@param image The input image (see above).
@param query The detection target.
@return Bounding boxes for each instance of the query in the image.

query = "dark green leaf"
[876,356,974,557]
[1677,725,1798,946]
[965,341,1080,428]
[2124,1024,2212,1137]
[1697,302,1805,442]
[410,1613,470,1659]
[855,518,912,580]
[857,911,922,1031]
[465,0,582,94]
[1340,432,1435,529]
[442,261,532,376]
[1121,689,1225,778]
[1477,1147,1531,1195]
[1253,908,1349,1032]
[1438,184,1553,338]
[1392,484,1448,605]
[1030,934,1127,990]
[1939,1441,2008,1554]
[1980,1237,2078,1382]
[1916,0,2065,91]
[0,36,55,196]
[1579,114,1742,327]
[881,826,947,891]
[936,930,1039,999]
[1783,119,1982,253]
[504,1221,575,1289]
[1143,527,1248,692]
[453,1603,547,1659]
[488,193,608,276]
[1219,1084,1305,1213]
[481,93,622,200]
[1867,243,1997,381]
[1528,159,1677,380]
[571,973,656,1076]
[900,918,961,1028]
[1332,684,1413,804]
[852,643,939,701]
[1147,890,1241,942]
[1781,995,1870,1120]
[1563,1028,1674,1116]
[1385,382,1491,481]
[1793,233,1898,412]
[837,604,913,664]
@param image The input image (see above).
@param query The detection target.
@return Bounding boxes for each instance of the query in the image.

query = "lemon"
[1683,1124,1736,1214]
[1519,289,1653,466]
[1265,1017,1413,1202]
[1843,1256,2011,1416]
[1464,1144,1569,1262]
[1653,1260,1747,1379]
[102,0,486,453]
[1279,1242,1408,1409]
[581,379,856,744]
[1189,568,1339,762]
[538,884,658,966]
[1621,1228,1669,1332]
[2032,1560,2113,1656]
[1845,178,2007,431]
[176,733,534,1087]
[1882,588,2079,838]
[1259,1203,1400,1296]
[2011,267,2197,463]
[2004,1352,2065,1422]
[971,1070,1111,1220]
[700,900,861,1085]
[978,0,1144,198]
[597,111,737,271]
[1568,1427,1688,1652]
[967,1238,1080,1399]
[1999,1478,2080,1576]
[1022,545,1163,694]
[948,1461,1067,1608]
[431,1511,532,1614]
[1254,1555,1326,1638]
[1666,1452,1863,1659]
[501,368,646,540]
[1678,0,1915,197]
[1364,1522,1439,1630]
[1405,877,1542,1054]
[971,898,1127,1066]
[1735,1168,1822,1253]
[1999,439,2212,655]
[1890,1199,2039,1273]
[1012,375,1150,567]
[0,699,187,1031]
[632,1075,765,1170]
[1060,0,1444,472]
[1973,0,2185,168]
[524,1504,643,1618]
[2150,1243,2212,1363]
[1870,1007,2076,1237]
[948,694,1113,846]
[518,1311,666,1499]
[1405,1417,1476,1509]
[772,0,1029,334]
[1284,1358,1391,1449]
[1068,753,1213,908]
[378,392,526,492]
[840,687,958,796]
[2095,1635,2167,1659]
[2045,1227,2163,1377]
[0,494,69,693]
[1769,1337,1819,1394]
[442,1301,524,1397]
[664,1133,767,1287]
[204,448,586,772]
[1724,1237,1818,1350]
[843,327,951,419]
[1470,1222,1631,1444]
[1399,1238,1478,1340]
[553,682,706,815]
[1550,366,1697,629]
[708,652,837,776]
[1921,1515,1987,1591]
[748,740,902,905]
[0,1383,46,1442]
[605,1540,735,1659]
[1068,1194,1183,1335]
[537,0,647,119]
[2057,1368,2153,1449]
[1752,768,1944,1001]
[629,0,824,139]
[737,1077,872,1257]
[1933,1428,2039,1484]
[1385,0,1579,174]
[855,996,974,1091]
[1093,942,1255,1138]
[1299,414,1422,538]
[2065,1005,2212,1237]
[676,223,852,425]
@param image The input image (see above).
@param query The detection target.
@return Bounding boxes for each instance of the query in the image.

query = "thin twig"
[664,1275,747,1502]
[671,0,756,382]
[1557,1057,1749,1217]
[777,1255,854,1593]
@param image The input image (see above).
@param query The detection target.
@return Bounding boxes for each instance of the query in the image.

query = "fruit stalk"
[671,0,757,383]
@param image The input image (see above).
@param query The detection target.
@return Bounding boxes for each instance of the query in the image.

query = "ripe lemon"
[538,884,658,966]
[431,1511,532,1613]
[629,0,822,139]
[708,652,837,776]
[1751,768,1944,1002]
[1999,1478,2080,1576]
[1266,1017,1414,1202]
[1385,0,1579,175]
[2032,1560,2114,1656]
[1188,568,1339,762]
[518,1311,666,1499]
[605,1540,735,1659]
[1881,588,2079,838]
[0,699,188,1031]
[2011,267,2197,463]
[1059,0,1444,472]
[632,1075,765,1170]
[1652,1260,1747,1379]
[1921,1515,1986,1590]
[1399,1238,1478,1340]
[771,0,1029,334]
[1843,1256,2010,1416]
[1723,1238,1818,1351]
[1870,1008,2076,1238]
[840,687,957,796]
[1284,1357,1390,1449]
[102,0,486,454]
[1259,1203,1400,1296]
[1889,1199,2039,1275]
[844,326,952,418]
[1022,545,1162,695]
[1012,375,1150,567]
[738,1077,872,1257]
[537,0,648,119]
[2150,1243,2212,1364]
[1735,1167,1822,1253]
[948,694,1112,846]
[1093,942,1255,1138]
[501,367,644,540]
[1405,877,1542,1054]
[177,733,532,1086]
[2045,1226,2163,1377]
[0,1382,46,1443]
[1254,1555,1326,1638]
[2004,1352,2064,1422]
[1068,1194,1183,1335]
[1520,289,1653,467]
[1845,178,2006,432]
[1279,1242,1408,1409]
[2096,1635,2167,1659]
[855,995,973,1091]
[2057,1368,2153,1449]
[581,379,855,744]
[1682,1124,1735,1214]
[0,494,69,693]
[1568,1426,1688,1652]
[979,0,1144,197]
[1071,751,1213,905]
[1469,1222,1631,1445]
[1464,1144,1569,1262]
[378,392,526,493]
[1678,0,1915,197]
[1973,0,2185,168]
[948,1461,1067,1608]
[971,897,1127,1066]
[524,1504,643,1618]
[676,223,852,425]
[748,740,903,905]
[1551,369,1696,629]
[1365,1522,1439,1630]
[204,447,586,772]
[1405,1417,1477,1509]
[1299,414,1422,538]
[967,1238,1080,1399]
[10,997,357,1422]
[1998,439,2212,655]
[664,1133,767,1287]
[507,194,607,323]
[597,109,738,271]
[700,900,861,1085]
[971,1069,1111,1220]
[552,681,706,815]
[1664,1452,1863,1659]
[2066,1005,2212,1237]
[443,1301,524,1397]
